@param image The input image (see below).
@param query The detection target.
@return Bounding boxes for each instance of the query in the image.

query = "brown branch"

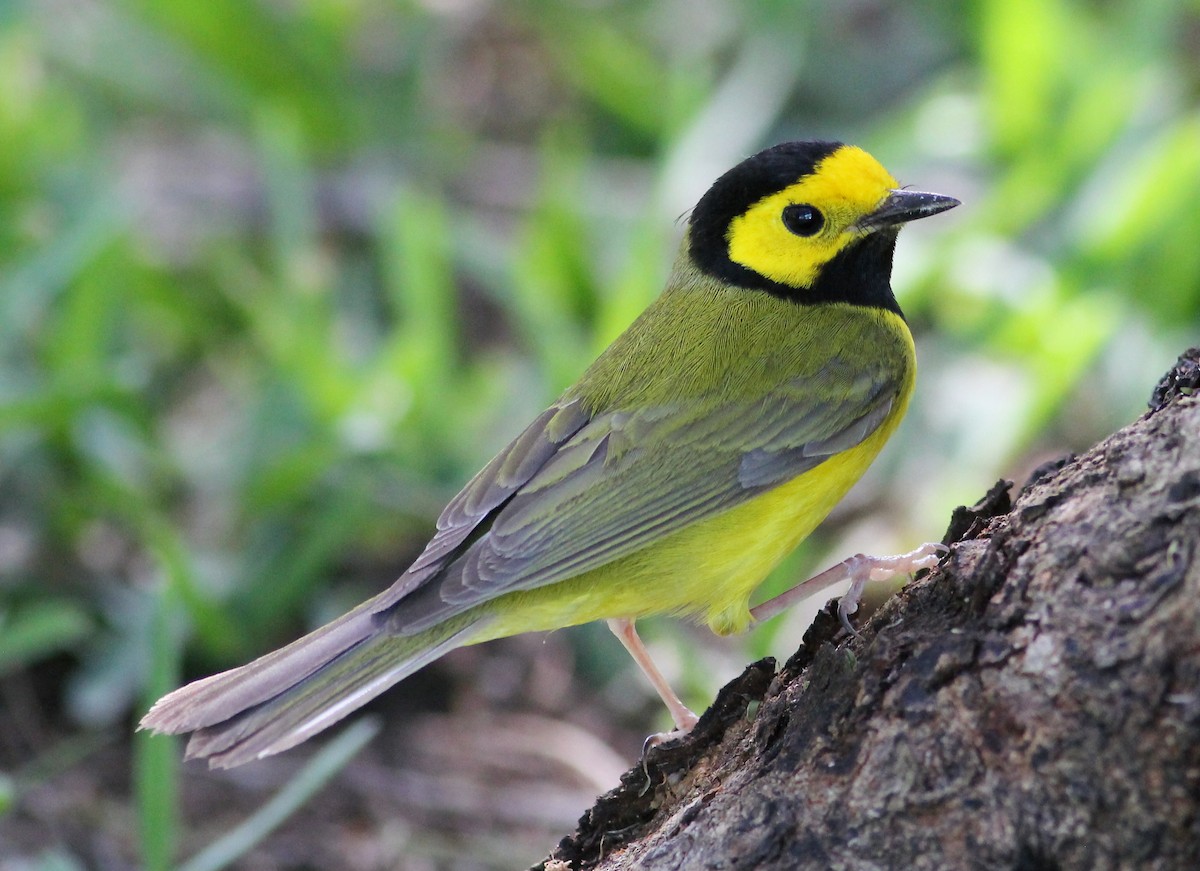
[538,348,1200,871]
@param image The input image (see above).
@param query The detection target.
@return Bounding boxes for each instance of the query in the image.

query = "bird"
[141,140,959,768]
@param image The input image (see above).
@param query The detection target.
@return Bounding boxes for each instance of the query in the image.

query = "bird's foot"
[641,712,699,755]
[834,543,946,634]
[750,541,947,632]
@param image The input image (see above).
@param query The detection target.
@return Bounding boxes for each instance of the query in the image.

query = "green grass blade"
[134,584,181,871]
[0,601,92,676]
[176,718,380,871]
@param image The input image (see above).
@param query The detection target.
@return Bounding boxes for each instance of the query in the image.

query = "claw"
[643,726,689,755]
[835,542,948,634]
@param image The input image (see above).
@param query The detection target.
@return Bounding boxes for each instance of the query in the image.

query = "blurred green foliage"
[0,0,1198,867]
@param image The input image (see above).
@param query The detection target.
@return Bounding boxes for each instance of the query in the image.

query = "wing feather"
[385,355,904,632]
[371,398,591,610]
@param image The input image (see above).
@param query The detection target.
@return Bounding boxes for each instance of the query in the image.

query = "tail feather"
[141,597,384,734]
[140,599,486,768]
[187,619,481,767]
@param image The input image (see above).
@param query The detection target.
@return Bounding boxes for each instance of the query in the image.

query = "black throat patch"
[805,230,903,315]
[692,227,904,316]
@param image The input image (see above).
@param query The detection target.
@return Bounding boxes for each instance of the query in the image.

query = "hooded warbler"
[142,140,959,766]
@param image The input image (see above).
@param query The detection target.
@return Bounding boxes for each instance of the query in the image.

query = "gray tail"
[140,600,483,768]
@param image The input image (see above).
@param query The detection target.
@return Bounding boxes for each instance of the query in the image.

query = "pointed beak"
[857,189,960,233]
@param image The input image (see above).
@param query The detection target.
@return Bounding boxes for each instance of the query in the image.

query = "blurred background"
[1,0,1198,868]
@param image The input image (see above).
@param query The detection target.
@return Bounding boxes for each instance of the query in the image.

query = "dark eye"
[782,204,824,237]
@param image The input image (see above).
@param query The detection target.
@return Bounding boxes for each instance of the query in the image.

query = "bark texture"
[539,349,1200,871]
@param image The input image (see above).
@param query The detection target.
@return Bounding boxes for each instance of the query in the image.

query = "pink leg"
[607,618,699,733]
[750,543,947,634]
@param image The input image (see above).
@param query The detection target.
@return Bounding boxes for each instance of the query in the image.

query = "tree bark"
[538,348,1200,871]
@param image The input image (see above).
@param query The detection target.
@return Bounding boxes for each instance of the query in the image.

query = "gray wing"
[371,398,592,610]
[377,356,904,631]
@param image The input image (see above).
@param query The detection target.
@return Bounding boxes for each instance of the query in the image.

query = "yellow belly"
[474,412,901,642]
